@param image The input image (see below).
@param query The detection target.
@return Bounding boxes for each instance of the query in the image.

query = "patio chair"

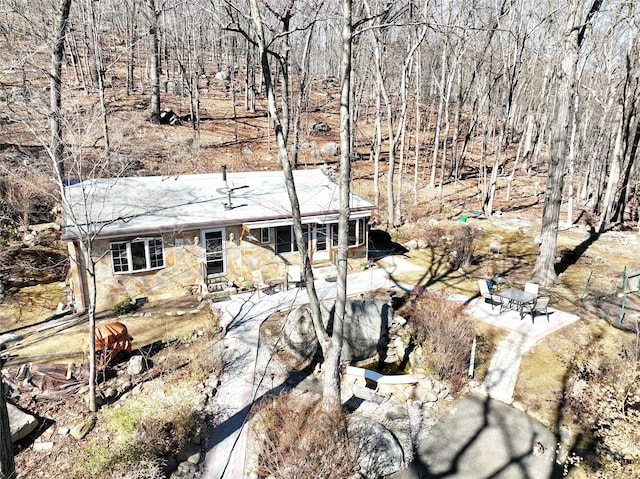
[523,296,550,322]
[286,264,304,289]
[478,279,500,310]
[524,282,539,295]
[251,270,272,296]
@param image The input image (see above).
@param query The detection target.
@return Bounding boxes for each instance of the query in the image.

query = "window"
[331,218,366,247]
[260,227,271,244]
[110,238,165,273]
[275,225,299,254]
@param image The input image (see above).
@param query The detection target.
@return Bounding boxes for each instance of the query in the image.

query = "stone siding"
[69,225,368,313]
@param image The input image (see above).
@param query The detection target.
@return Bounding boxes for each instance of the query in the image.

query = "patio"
[466,294,580,343]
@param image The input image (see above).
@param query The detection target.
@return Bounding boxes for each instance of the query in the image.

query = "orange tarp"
[85,321,133,367]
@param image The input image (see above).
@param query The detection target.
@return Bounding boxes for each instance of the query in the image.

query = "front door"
[311,224,329,261]
[203,229,226,278]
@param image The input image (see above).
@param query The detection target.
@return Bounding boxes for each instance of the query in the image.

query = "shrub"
[112,296,135,316]
[399,222,481,269]
[449,224,481,268]
[406,290,475,392]
[75,383,201,478]
[253,393,358,479]
[0,200,19,239]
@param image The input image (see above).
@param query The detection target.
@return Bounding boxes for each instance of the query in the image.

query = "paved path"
[480,332,535,403]
[202,257,420,479]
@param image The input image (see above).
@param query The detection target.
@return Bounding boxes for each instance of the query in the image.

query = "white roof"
[62,169,375,240]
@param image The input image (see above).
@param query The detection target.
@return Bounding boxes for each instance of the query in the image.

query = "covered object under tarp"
[2,363,89,400]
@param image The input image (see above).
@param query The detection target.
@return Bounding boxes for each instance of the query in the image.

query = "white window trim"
[260,227,271,244]
[110,237,165,274]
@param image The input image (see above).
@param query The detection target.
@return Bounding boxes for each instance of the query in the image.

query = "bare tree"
[146,0,162,123]
[324,0,353,412]
[51,0,73,179]
[597,0,640,231]
[532,0,603,286]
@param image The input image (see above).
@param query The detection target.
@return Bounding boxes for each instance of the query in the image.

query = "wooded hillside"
[1,1,637,237]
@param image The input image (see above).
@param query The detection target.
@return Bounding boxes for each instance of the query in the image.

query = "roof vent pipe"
[217,165,248,210]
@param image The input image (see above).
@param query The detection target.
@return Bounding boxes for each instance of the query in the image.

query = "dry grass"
[4,296,218,366]
[252,392,358,479]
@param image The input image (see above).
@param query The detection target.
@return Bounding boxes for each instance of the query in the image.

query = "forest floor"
[1,75,639,477]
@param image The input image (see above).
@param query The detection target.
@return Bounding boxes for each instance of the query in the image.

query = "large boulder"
[280,299,391,363]
[8,402,38,442]
[339,300,391,361]
[348,414,404,478]
[320,142,340,156]
[281,306,319,361]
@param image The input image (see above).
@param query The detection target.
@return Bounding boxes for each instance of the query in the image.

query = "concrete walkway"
[202,257,421,479]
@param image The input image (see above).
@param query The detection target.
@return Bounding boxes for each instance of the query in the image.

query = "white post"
[469,335,477,378]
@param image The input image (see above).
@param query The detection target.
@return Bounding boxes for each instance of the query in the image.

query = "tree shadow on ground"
[554,229,599,276]
[389,395,565,479]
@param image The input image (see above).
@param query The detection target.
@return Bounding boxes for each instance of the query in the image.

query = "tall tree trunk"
[0,373,15,479]
[429,47,446,189]
[413,50,422,205]
[89,0,110,158]
[51,0,73,180]
[484,123,504,216]
[565,93,579,226]
[373,82,382,207]
[597,113,625,231]
[533,0,602,285]
[613,119,640,224]
[323,0,352,412]
[292,24,315,169]
[247,0,328,397]
[147,0,161,123]
[125,2,137,96]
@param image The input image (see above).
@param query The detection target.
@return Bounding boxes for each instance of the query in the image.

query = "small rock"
[178,461,197,473]
[405,240,418,250]
[437,386,450,399]
[128,355,147,375]
[177,442,201,464]
[57,426,69,436]
[532,441,545,456]
[7,402,38,442]
[412,385,438,403]
[419,377,433,391]
[33,441,54,452]
[70,415,97,440]
[311,121,331,132]
[391,315,407,326]
[103,387,118,399]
